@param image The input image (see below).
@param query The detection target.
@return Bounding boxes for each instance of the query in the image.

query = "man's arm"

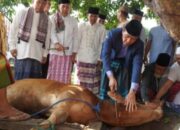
[101,30,117,91]
[141,65,153,103]
[71,18,78,63]
[101,30,113,72]
[42,17,52,64]
[143,40,151,64]
[143,29,152,64]
[72,18,79,54]
[125,41,144,112]
[8,9,24,57]
[155,79,174,100]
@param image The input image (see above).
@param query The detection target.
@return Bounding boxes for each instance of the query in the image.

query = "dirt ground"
[0,111,179,130]
[102,111,180,130]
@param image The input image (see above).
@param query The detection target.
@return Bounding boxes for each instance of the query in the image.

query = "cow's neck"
[98,100,121,126]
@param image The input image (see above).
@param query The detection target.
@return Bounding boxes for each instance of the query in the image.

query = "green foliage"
[0,0,156,28]
[0,0,31,21]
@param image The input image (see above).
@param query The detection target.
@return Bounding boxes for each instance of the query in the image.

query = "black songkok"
[125,20,142,37]
[133,9,144,17]
[156,53,170,67]
[88,7,99,15]
[58,0,70,4]
[99,14,106,20]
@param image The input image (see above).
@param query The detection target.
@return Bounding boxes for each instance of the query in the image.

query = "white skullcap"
[176,46,180,55]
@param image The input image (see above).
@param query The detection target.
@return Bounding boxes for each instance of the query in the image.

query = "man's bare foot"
[0,105,30,121]
[107,91,125,103]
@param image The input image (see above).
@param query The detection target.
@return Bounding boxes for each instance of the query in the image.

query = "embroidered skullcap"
[176,46,180,55]
[125,20,142,37]
[58,0,70,4]
[156,53,170,67]
[133,9,144,17]
[99,14,106,20]
[88,7,99,15]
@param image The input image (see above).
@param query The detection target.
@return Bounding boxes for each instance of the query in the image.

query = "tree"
[0,0,145,29]
[1,0,179,41]
[144,0,180,42]
[0,0,31,22]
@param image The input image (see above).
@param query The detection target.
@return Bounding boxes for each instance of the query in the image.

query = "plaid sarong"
[0,53,14,88]
[47,54,72,84]
[14,58,42,80]
[77,62,101,94]
[99,59,129,100]
[18,7,48,48]
[167,82,180,102]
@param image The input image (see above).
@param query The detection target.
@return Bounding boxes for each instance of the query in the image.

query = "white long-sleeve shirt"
[77,22,106,64]
[49,14,78,56]
[8,7,51,62]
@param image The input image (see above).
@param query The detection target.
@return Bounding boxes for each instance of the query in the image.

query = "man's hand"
[71,53,76,63]
[97,60,102,70]
[41,57,47,64]
[143,56,148,65]
[10,49,17,57]
[108,75,117,92]
[55,43,64,51]
[125,90,137,112]
[145,101,159,109]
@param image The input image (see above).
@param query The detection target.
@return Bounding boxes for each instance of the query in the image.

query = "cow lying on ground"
[7,79,162,129]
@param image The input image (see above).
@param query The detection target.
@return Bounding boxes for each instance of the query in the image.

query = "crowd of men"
[0,0,179,121]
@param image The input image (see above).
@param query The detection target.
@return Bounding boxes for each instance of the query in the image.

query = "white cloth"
[117,20,128,28]
[8,7,51,62]
[176,46,180,55]
[77,22,106,64]
[50,14,78,56]
[168,62,180,82]
[140,27,146,43]
[173,91,180,105]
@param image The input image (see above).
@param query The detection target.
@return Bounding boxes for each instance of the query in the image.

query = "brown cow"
[7,79,162,129]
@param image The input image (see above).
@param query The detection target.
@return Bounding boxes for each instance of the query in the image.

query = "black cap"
[58,0,70,4]
[133,9,144,17]
[125,20,142,37]
[88,7,99,15]
[99,14,106,20]
[156,53,170,67]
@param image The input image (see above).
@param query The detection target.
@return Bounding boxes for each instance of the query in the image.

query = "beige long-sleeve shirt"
[77,22,106,64]
[8,7,51,62]
[49,14,78,56]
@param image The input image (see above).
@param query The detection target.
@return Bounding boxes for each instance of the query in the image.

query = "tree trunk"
[144,0,180,42]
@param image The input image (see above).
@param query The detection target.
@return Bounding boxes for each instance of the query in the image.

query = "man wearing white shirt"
[154,46,180,113]
[98,14,106,25]
[9,0,51,80]
[132,9,147,44]
[47,0,78,84]
[77,7,106,94]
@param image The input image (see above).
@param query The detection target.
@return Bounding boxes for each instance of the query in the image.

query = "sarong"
[77,62,101,94]
[47,54,72,84]
[167,82,180,102]
[99,59,129,100]
[14,58,42,80]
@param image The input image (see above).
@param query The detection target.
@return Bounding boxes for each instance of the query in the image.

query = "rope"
[28,98,101,119]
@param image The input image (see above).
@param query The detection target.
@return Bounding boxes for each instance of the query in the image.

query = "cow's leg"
[31,105,70,130]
